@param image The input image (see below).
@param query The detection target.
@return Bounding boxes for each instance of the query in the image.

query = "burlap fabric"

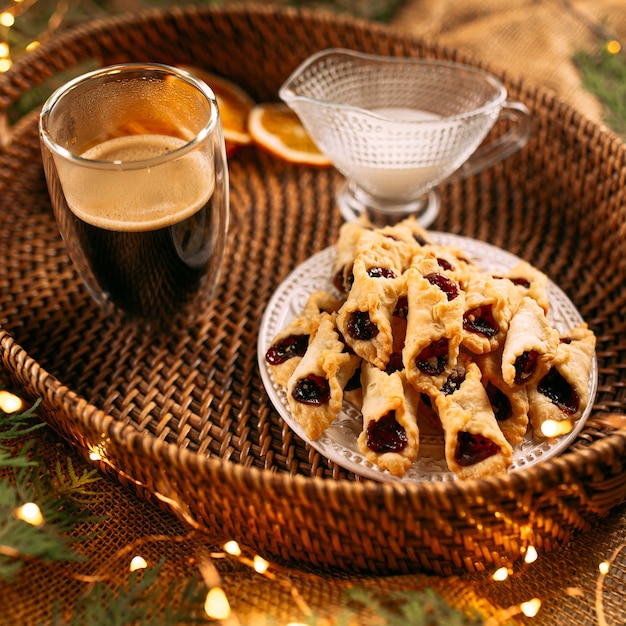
[1,2,626,624]
[393,0,626,128]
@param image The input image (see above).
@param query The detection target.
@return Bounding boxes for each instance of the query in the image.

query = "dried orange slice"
[248,102,332,167]
[179,66,255,148]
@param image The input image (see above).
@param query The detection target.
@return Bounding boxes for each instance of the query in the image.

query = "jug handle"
[451,100,531,181]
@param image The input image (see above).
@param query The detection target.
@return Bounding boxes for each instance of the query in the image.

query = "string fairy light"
[14,501,44,526]
[129,555,148,572]
[0,389,23,413]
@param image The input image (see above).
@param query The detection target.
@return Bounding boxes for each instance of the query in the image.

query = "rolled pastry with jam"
[474,347,530,444]
[498,260,550,315]
[527,323,596,434]
[331,216,371,295]
[460,271,518,355]
[434,358,513,479]
[287,313,360,440]
[403,253,465,393]
[336,248,409,370]
[265,290,343,387]
[501,296,560,388]
[357,362,420,477]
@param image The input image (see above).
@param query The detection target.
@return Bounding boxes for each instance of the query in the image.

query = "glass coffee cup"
[39,63,229,326]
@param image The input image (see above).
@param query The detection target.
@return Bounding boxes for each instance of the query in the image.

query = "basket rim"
[1,2,625,501]
[2,324,625,499]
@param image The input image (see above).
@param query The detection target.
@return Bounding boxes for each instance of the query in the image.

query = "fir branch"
[343,587,483,625]
[58,561,208,626]
[54,457,101,504]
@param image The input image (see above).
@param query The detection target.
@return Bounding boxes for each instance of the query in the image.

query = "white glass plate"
[257,232,598,483]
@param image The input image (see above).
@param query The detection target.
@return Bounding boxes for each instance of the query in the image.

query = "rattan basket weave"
[0,3,625,576]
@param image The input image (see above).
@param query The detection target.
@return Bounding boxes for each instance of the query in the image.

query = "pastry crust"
[403,253,465,393]
[336,258,407,370]
[266,290,343,387]
[502,260,550,315]
[434,360,513,479]
[460,271,518,355]
[357,362,420,477]
[287,313,360,440]
[501,296,560,387]
[474,347,529,444]
[528,323,596,434]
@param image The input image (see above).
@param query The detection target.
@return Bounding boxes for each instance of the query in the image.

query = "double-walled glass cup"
[39,63,229,326]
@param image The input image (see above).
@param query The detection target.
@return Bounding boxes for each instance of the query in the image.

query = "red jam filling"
[347,310,379,340]
[265,334,309,365]
[368,266,396,279]
[416,338,449,376]
[463,305,498,337]
[425,272,460,301]
[366,411,408,453]
[514,350,539,385]
[291,375,331,405]
[486,382,513,421]
[537,367,580,414]
[455,431,500,466]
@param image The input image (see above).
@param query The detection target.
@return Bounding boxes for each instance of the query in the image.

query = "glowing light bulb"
[15,502,43,526]
[0,13,15,27]
[599,561,610,575]
[253,555,270,573]
[607,40,621,55]
[0,42,8,57]
[520,598,542,617]
[524,546,538,563]
[0,390,23,413]
[492,567,509,581]
[223,540,241,556]
[129,556,148,572]
[541,419,572,438]
[204,587,230,620]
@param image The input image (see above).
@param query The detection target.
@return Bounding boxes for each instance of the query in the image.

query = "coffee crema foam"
[62,134,215,232]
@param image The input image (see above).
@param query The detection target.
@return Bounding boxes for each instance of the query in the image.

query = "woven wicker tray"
[1,4,625,576]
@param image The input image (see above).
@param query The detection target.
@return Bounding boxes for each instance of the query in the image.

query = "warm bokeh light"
[599,561,610,575]
[15,502,44,526]
[129,555,148,572]
[0,42,8,57]
[607,40,621,55]
[223,540,241,556]
[524,546,538,564]
[0,12,15,27]
[0,390,23,413]
[520,598,542,617]
[253,555,270,574]
[204,587,231,620]
[541,419,573,438]
[25,40,39,51]
[492,566,509,581]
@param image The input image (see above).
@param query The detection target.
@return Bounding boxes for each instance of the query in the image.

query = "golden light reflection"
[524,545,538,564]
[0,390,23,413]
[253,555,270,574]
[0,12,15,27]
[607,40,621,55]
[520,598,542,618]
[540,419,573,438]
[598,561,610,575]
[14,502,44,526]
[492,566,509,581]
[223,540,241,556]
[204,586,231,620]
[129,555,148,572]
